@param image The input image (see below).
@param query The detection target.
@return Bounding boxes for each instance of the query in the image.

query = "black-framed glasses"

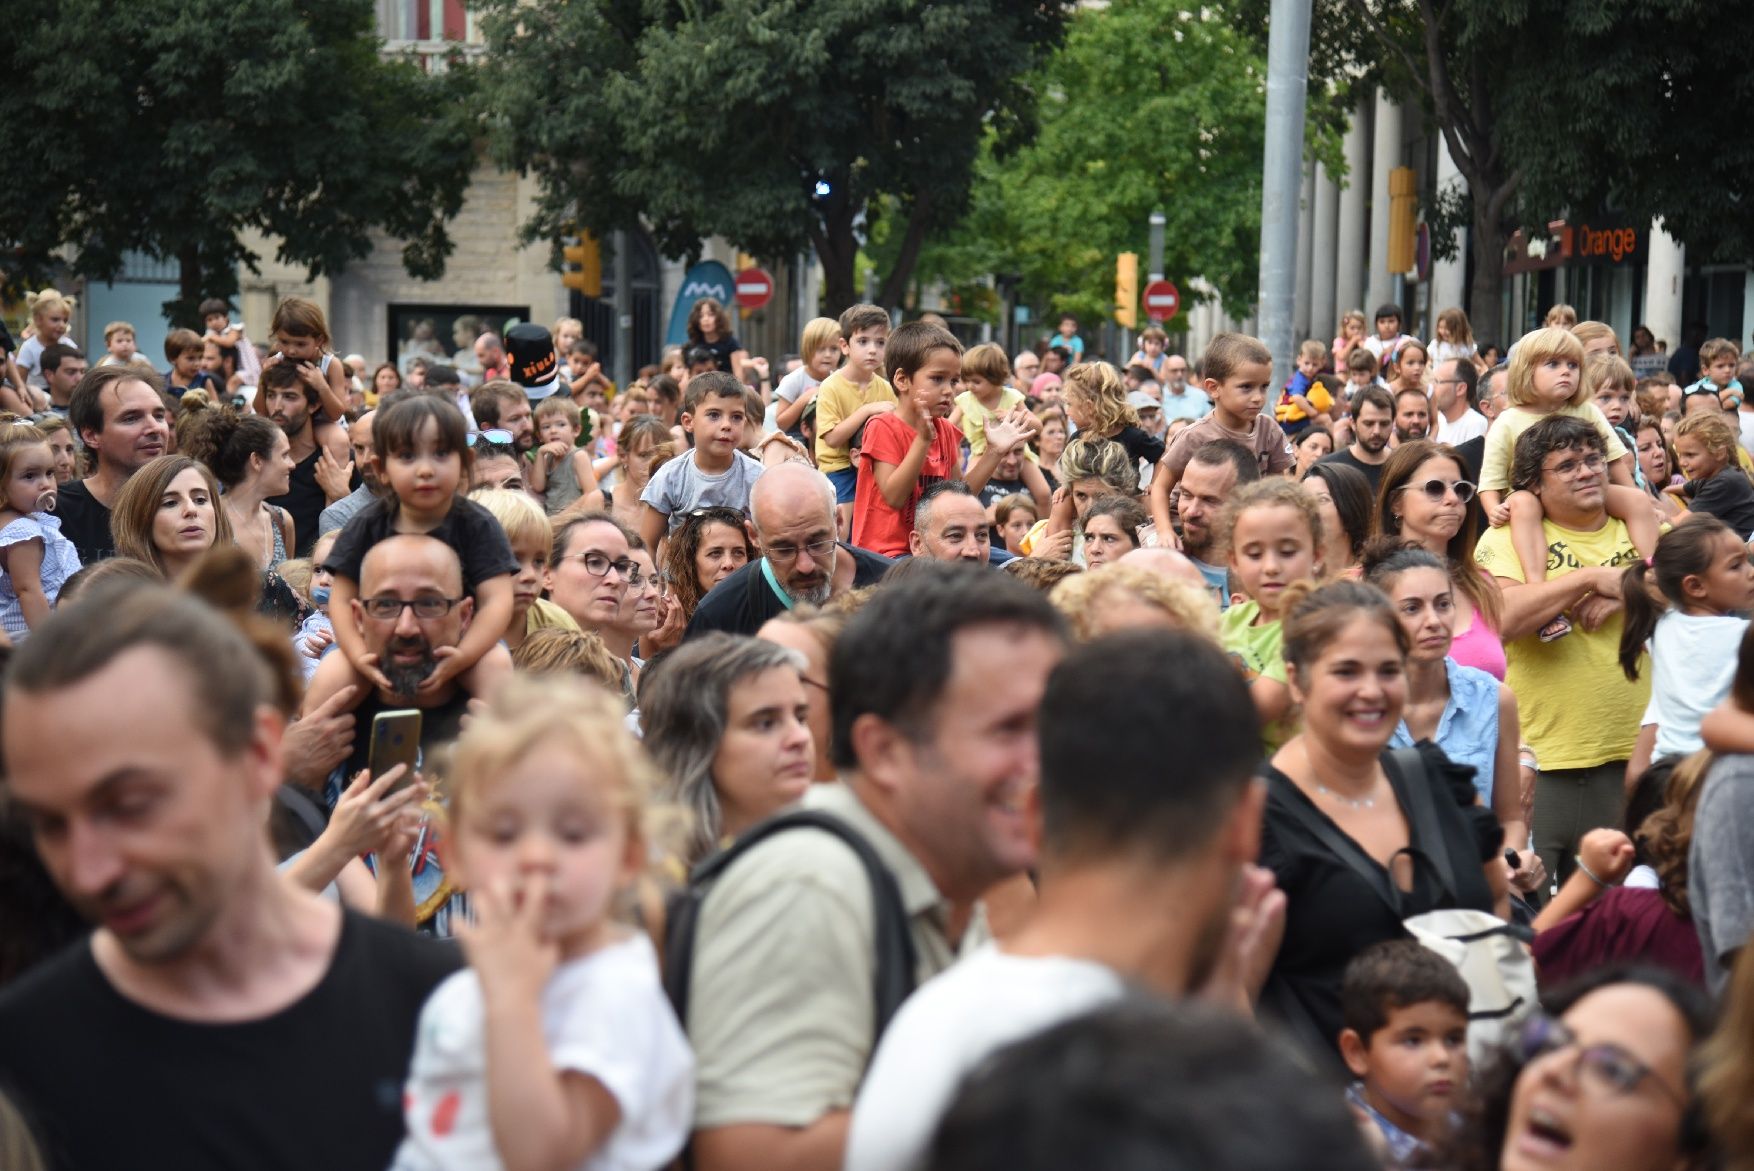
[562,552,640,583]
[1517,1014,1687,1107]
[765,536,837,565]
[361,596,464,621]
[467,428,515,447]
[1542,453,1607,478]
[1394,478,1477,503]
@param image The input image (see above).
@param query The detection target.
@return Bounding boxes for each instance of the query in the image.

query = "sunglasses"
[467,428,515,447]
[1394,478,1477,503]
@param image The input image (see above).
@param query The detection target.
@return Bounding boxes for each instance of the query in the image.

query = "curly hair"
[663,506,755,618]
[1216,477,1324,561]
[1057,434,1139,496]
[1062,361,1137,437]
[1639,750,1711,920]
[1050,562,1218,641]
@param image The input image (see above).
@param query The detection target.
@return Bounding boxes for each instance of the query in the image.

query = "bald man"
[1117,546,1212,592]
[685,461,894,638]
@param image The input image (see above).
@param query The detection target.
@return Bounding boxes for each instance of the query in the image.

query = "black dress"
[1258,742,1501,1067]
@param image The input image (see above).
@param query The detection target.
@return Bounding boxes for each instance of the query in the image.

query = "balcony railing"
[381,37,486,73]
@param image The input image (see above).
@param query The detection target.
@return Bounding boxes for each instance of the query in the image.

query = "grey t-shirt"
[641,448,765,533]
[1689,752,1754,996]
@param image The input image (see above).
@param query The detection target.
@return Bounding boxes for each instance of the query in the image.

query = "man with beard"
[468,379,535,455]
[686,461,892,638]
[262,361,350,556]
[1392,386,1431,444]
[843,628,1275,1171]
[305,535,474,796]
[0,583,457,1170]
[1317,384,1394,492]
[57,366,172,563]
[317,409,379,534]
[1175,440,1259,610]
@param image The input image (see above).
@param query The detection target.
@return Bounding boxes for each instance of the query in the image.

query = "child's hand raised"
[984,414,1029,455]
[460,873,560,1000]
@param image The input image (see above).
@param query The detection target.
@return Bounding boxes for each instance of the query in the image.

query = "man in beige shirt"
[685,564,1069,1171]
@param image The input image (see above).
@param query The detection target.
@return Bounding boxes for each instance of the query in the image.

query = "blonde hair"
[24,288,75,325]
[799,315,841,359]
[277,557,314,601]
[1583,354,1635,402]
[1297,339,1329,364]
[1506,326,1588,408]
[534,395,582,429]
[102,320,136,345]
[1062,361,1136,436]
[1058,433,1138,496]
[1339,309,1366,333]
[1701,337,1742,368]
[1572,320,1621,357]
[1676,412,1743,468]
[511,627,629,697]
[467,486,552,553]
[1543,303,1578,328]
[1050,562,1219,641]
[1435,306,1474,347]
[447,675,683,865]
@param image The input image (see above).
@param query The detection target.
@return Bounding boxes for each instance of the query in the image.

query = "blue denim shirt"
[1389,658,1500,803]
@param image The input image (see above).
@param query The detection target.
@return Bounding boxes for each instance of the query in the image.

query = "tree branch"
[1346,0,1428,96]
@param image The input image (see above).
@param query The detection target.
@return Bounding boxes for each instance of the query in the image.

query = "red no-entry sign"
[735,267,775,311]
[1143,279,1180,322]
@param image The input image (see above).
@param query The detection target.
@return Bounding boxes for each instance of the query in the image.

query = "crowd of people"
[4,285,1754,1171]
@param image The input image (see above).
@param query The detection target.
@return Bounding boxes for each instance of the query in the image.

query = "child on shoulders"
[638,372,765,556]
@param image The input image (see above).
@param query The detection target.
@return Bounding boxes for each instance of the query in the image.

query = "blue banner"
[664,261,736,349]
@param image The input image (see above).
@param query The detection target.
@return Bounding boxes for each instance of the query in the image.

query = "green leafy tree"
[0,0,476,320]
[887,0,1346,332]
[472,0,1071,314]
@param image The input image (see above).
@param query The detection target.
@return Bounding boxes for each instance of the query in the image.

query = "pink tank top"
[1449,596,1507,681]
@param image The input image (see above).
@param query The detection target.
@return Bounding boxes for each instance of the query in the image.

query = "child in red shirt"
[853,321,966,556]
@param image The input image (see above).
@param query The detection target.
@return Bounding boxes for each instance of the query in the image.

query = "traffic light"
[561,231,602,297]
[1387,168,1417,274]
[1115,252,1139,329]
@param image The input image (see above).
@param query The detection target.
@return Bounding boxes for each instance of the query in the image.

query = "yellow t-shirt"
[1475,517,1649,770]
[955,385,1026,455]
[1479,402,1630,493]
[813,369,896,474]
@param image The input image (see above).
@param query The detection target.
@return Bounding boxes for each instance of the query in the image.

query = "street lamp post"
[1257,0,1313,395]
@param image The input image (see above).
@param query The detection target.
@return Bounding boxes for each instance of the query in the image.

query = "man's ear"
[744,520,761,552]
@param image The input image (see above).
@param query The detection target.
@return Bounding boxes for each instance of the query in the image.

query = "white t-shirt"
[640,448,765,532]
[393,933,694,1171]
[844,945,1123,1171]
[16,334,78,390]
[1428,339,1477,365]
[1362,333,1413,361]
[1737,408,1754,460]
[1434,407,1488,446]
[1643,610,1749,758]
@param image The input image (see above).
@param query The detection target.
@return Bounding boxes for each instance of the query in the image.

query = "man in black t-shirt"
[55,366,172,563]
[0,585,457,1171]
[263,361,349,556]
[1316,384,1393,493]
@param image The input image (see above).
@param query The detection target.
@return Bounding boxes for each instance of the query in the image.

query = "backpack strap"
[1385,745,1461,901]
[663,808,919,1041]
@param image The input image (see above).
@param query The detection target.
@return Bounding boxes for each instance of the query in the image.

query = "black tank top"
[268,445,325,557]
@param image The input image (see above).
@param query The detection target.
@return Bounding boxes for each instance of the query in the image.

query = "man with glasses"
[548,512,638,633]
[1475,417,1648,887]
[1430,359,1486,446]
[1160,352,1209,423]
[686,461,892,638]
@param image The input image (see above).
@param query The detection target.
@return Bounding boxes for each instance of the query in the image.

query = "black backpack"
[662,809,919,1042]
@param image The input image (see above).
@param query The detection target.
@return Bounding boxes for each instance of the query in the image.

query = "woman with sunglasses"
[1376,440,1506,681]
[1454,966,1712,1171]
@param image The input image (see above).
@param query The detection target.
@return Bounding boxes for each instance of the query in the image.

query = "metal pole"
[1256,0,1313,393]
[612,230,632,389]
[1148,211,1166,283]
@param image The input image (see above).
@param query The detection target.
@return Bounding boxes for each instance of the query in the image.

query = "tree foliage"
[0,0,477,320]
[894,0,1341,328]
[473,0,1072,313]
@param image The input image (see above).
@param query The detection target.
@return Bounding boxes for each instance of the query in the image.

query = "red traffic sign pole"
[735,267,775,311]
[1142,279,1180,322]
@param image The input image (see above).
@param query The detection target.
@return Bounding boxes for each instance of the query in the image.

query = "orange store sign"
[1505,218,1646,274]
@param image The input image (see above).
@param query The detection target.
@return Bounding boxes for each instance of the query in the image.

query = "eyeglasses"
[1541,452,1607,478]
[765,536,837,565]
[561,551,641,583]
[467,428,515,447]
[361,596,464,621]
[1517,1014,1687,1107]
[1394,478,1477,503]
